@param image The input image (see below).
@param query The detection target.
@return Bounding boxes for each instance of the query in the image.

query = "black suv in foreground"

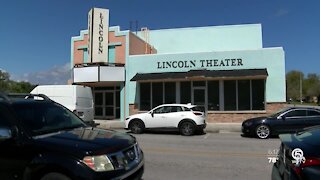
[0,93,144,180]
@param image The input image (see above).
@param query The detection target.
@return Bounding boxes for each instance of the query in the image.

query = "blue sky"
[0,0,319,84]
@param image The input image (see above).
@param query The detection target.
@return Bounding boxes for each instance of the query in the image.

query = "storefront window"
[152,82,163,108]
[83,49,88,63]
[252,80,265,110]
[238,80,251,110]
[224,80,236,111]
[193,81,205,87]
[140,83,151,111]
[165,82,176,104]
[95,92,103,105]
[180,82,191,104]
[139,79,265,112]
[140,82,177,110]
[208,81,219,110]
[94,92,103,116]
[116,91,120,118]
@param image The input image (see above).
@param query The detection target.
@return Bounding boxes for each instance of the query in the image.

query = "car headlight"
[244,121,253,126]
[83,155,114,172]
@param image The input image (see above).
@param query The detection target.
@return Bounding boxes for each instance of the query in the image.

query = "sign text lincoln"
[157,58,243,69]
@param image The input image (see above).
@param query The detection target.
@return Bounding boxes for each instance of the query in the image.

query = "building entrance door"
[94,86,120,120]
[104,91,114,119]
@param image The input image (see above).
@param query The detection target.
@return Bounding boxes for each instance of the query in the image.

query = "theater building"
[71,8,286,122]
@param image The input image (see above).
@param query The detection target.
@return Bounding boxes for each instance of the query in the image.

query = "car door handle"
[161,116,166,118]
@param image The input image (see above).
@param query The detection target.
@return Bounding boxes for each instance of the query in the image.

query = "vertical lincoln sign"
[88,8,109,63]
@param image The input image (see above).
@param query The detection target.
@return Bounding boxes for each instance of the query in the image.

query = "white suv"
[125,104,206,136]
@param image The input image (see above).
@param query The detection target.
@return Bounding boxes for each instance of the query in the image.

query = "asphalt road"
[127,131,281,180]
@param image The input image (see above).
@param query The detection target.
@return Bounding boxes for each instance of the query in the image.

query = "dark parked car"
[242,107,320,139]
[272,126,320,180]
[0,93,144,180]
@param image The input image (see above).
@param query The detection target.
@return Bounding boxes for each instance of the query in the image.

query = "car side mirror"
[0,127,12,142]
[278,116,285,120]
[150,111,154,117]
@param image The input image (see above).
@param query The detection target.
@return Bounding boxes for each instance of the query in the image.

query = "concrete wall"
[205,103,287,123]
[129,32,157,55]
[71,27,128,66]
[108,31,126,64]
[137,24,263,54]
[71,30,89,66]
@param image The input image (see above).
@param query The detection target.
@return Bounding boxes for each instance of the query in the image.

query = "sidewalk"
[94,120,242,133]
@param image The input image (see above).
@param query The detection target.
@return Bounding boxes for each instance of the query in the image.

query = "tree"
[286,70,304,101]
[303,73,320,99]
[0,70,10,92]
[0,70,10,80]
[0,70,35,93]
[8,81,35,93]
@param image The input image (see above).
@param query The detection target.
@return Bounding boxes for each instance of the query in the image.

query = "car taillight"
[291,157,320,177]
[193,112,203,116]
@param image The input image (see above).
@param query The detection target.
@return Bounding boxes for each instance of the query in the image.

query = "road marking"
[203,133,211,139]
[142,146,269,158]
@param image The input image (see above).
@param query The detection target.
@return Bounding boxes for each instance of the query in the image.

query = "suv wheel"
[129,120,144,134]
[180,122,195,136]
[40,172,71,180]
[255,125,270,139]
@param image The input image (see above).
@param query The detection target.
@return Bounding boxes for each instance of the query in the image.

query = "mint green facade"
[108,46,116,63]
[127,48,285,102]
[137,24,262,54]
[125,24,286,117]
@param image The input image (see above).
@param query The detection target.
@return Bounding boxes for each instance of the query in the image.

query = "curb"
[94,120,242,133]
[205,123,242,133]
[94,120,125,129]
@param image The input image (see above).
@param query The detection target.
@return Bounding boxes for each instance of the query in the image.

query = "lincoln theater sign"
[88,8,109,63]
[157,58,244,69]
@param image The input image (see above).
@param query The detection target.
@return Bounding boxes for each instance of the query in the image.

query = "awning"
[130,69,268,81]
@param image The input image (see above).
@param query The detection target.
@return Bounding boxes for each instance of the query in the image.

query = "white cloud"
[11,63,71,85]
[273,9,289,17]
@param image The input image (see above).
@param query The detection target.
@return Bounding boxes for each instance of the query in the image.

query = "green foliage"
[0,70,10,92]
[8,81,35,93]
[0,70,35,93]
[286,70,304,100]
[303,73,320,97]
[286,70,320,102]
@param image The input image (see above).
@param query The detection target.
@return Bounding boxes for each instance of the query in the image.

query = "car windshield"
[269,107,291,118]
[13,102,86,136]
